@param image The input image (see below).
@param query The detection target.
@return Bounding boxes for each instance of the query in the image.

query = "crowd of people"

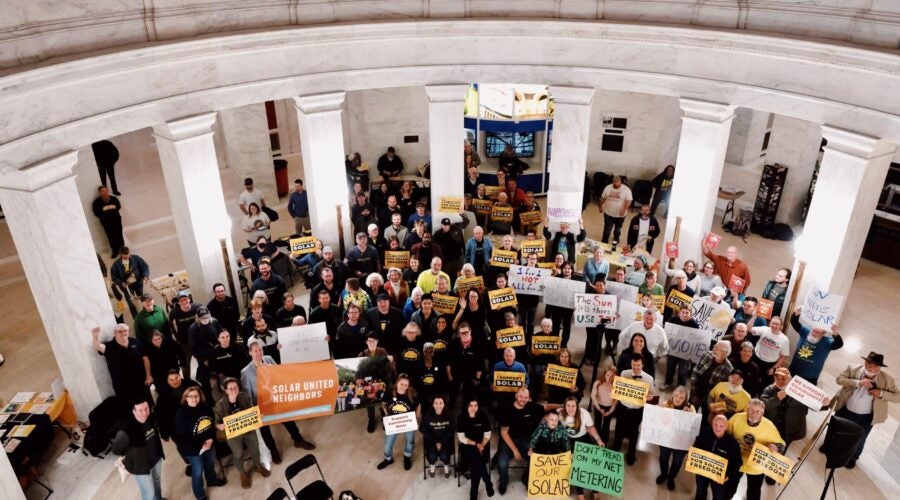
[86,145,898,500]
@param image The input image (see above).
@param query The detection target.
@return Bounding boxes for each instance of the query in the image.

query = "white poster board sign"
[665,323,713,363]
[383,412,419,436]
[784,376,829,411]
[574,294,618,327]
[615,300,662,331]
[690,298,735,341]
[639,404,702,451]
[605,281,639,304]
[546,190,583,231]
[278,323,331,364]
[508,264,551,296]
[799,286,844,331]
[543,277,587,309]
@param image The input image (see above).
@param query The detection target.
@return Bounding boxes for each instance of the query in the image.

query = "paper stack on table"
[9,392,35,404]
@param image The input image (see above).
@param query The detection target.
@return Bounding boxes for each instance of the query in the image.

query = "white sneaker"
[443,465,451,478]
[429,465,436,477]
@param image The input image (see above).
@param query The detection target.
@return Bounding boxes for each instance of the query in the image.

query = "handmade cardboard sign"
[665,323,713,364]
[691,298,735,340]
[605,281,639,304]
[574,294,618,326]
[508,264,550,295]
[528,452,572,498]
[543,277,586,309]
[638,404,702,451]
[569,443,623,497]
[278,323,331,363]
[799,286,844,330]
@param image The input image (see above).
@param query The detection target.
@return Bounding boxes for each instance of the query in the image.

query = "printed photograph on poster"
[333,357,392,414]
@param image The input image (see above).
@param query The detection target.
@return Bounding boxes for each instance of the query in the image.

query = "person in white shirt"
[599,175,633,244]
[617,308,668,360]
[750,315,791,382]
[239,177,266,215]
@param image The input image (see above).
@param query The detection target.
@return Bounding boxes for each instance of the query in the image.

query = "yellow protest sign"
[531,335,561,356]
[528,452,572,498]
[488,287,518,310]
[493,371,526,393]
[640,293,666,314]
[486,186,502,200]
[665,289,693,313]
[491,205,514,223]
[748,443,794,484]
[472,198,493,215]
[491,249,518,268]
[519,240,546,258]
[385,251,410,269]
[537,262,556,269]
[611,376,650,407]
[495,326,526,349]
[519,211,543,226]
[438,196,463,214]
[685,447,728,484]
[545,364,578,389]
[223,405,262,440]
[289,236,318,256]
[456,276,485,297]
[432,294,458,315]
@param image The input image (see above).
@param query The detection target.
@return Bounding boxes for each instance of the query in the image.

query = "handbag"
[262,206,280,222]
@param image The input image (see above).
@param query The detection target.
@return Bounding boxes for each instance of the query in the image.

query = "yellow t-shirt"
[728,412,785,474]
[708,382,751,415]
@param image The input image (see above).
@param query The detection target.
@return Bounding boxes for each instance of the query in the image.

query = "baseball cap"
[322,246,333,253]
[368,223,378,232]
[177,290,190,300]
[710,286,727,297]
[441,218,451,225]
[197,307,211,318]
[376,293,390,302]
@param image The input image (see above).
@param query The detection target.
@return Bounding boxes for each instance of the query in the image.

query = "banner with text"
[543,277,586,309]
[545,364,578,389]
[509,264,550,296]
[488,287,518,310]
[223,406,262,440]
[278,323,331,364]
[638,404,702,451]
[547,190,583,231]
[691,298,735,340]
[685,447,728,484]
[569,442,623,497]
[257,361,339,424]
[611,376,650,407]
[800,286,844,330]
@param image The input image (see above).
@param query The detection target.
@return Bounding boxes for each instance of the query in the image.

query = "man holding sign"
[703,244,751,298]
[213,377,269,488]
[690,414,742,499]
[726,399,785,500]
[611,354,657,465]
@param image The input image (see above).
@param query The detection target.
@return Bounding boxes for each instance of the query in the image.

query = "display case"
[751,163,788,230]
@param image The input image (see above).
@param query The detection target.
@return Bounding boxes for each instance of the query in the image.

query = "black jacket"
[174,403,217,456]
[692,426,743,481]
[542,227,586,264]
[626,214,661,248]
[112,415,165,475]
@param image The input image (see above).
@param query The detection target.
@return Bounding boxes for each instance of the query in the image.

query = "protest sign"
[704,232,722,250]
[488,287,518,310]
[490,249,518,268]
[545,364,578,389]
[257,361,339,424]
[728,275,746,294]
[385,250,410,269]
[611,376,650,407]
[615,300,661,330]
[531,335,561,356]
[508,264,550,295]
[665,289,693,313]
[574,294,618,327]
[519,239,546,258]
[432,294,458,315]
[691,298,735,340]
[491,205,514,223]
[519,211,543,226]
[456,276,484,296]
[665,323,713,364]
[278,323,331,364]
[289,236,318,256]
[383,412,419,436]
[639,293,665,314]
[547,190,582,231]
[223,406,262,440]
[495,326,526,349]
[748,443,794,484]
[438,196,463,214]
[665,242,679,259]
[756,298,774,320]
[784,376,829,411]
[638,404,702,451]
[538,262,556,269]
[543,276,585,309]
[528,452,572,498]
[486,186,502,200]
[492,371,526,393]
[472,198,493,215]
[685,447,728,484]
[569,442,623,497]
[800,286,844,330]
[604,281,639,304]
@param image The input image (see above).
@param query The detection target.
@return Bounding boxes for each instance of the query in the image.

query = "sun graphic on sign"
[797,345,814,359]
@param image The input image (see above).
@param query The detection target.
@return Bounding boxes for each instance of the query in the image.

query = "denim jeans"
[665,355,691,386]
[134,458,163,500]
[186,451,217,499]
[497,436,530,486]
[384,429,416,460]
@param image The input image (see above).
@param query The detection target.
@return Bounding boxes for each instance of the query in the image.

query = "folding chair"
[285,454,333,500]
[422,435,461,486]
[266,487,290,500]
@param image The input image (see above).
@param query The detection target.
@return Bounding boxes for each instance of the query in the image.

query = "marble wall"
[218,104,277,203]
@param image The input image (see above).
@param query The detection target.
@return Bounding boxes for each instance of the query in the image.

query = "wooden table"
[150,270,190,310]
[717,188,745,226]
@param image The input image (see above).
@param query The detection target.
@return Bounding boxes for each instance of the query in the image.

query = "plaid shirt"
[691,352,733,397]
[529,422,570,454]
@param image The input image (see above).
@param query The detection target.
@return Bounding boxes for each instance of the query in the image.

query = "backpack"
[83,396,131,457]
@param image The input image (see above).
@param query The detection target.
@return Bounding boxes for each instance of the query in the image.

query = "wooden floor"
[1,127,898,499]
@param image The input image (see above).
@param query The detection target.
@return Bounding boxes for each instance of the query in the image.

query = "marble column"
[153,113,236,305]
[793,127,895,306]
[0,449,24,500]
[425,85,467,218]
[0,152,114,418]
[218,104,277,202]
[664,99,736,265]
[547,86,596,193]
[765,115,822,225]
[293,93,352,255]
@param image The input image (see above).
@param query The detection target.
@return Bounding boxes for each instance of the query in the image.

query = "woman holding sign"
[559,396,604,500]
[546,349,586,404]
[213,378,269,489]
[655,387,695,491]
[377,373,420,471]
[174,386,227,499]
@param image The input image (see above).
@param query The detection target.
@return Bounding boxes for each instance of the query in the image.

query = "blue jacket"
[583,258,610,284]
[788,315,843,381]
[491,360,529,386]
[110,254,150,287]
[288,190,309,218]
[464,237,494,270]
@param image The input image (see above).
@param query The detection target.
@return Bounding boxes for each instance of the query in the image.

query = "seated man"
[377,146,404,181]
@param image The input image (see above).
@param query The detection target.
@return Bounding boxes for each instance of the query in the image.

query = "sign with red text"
[383,412,419,436]
[756,298,774,320]
[574,293,618,326]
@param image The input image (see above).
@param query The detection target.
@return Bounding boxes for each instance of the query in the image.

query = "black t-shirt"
[241,243,279,268]
[396,336,425,375]
[498,401,544,439]
[309,305,343,339]
[381,391,417,416]
[365,307,405,354]
[457,410,491,444]
[335,320,371,360]
[103,338,146,389]
[276,304,307,328]
[170,304,200,344]
[207,296,240,335]
[142,419,163,467]
[415,362,447,396]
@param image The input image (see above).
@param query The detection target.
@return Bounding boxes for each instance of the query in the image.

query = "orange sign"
[757,299,774,320]
[256,361,339,424]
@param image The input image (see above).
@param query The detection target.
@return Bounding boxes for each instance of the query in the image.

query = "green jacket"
[134,305,169,345]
